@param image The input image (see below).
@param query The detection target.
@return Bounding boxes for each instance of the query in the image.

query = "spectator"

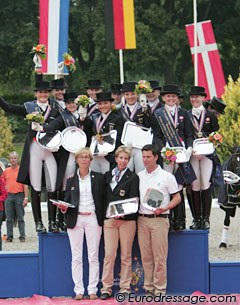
[0,161,8,250]
[2,152,28,242]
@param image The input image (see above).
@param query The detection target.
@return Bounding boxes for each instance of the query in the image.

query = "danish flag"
[185,20,225,99]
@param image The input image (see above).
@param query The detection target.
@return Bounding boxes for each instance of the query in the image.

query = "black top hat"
[96,91,114,102]
[122,82,138,92]
[63,92,77,103]
[206,96,226,114]
[34,81,51,91]
[149,80,161,91]
[160,84,179,95]
[85,80,103,89]
[50,78,66,89]
[110,83,122,93]
[188,86,207,97]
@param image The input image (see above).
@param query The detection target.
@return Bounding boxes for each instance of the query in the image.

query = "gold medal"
[95,133,103,144]
[197,131,203,138]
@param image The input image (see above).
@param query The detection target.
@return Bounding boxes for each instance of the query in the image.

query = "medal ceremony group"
[0,78,226,300]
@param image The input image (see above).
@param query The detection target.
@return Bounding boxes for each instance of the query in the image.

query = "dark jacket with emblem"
[92,110,124,167]
[104,168,139,221]
[0,96,59,185]
[188,108,219,138]
[64,170,105,228]
[44,109,93,190]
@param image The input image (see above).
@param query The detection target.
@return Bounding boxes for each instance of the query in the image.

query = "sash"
[155,108,182,147]
[156,108,197,185]
[61,110,80,128]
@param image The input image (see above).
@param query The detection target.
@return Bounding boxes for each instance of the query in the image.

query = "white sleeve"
[167,174,179,194]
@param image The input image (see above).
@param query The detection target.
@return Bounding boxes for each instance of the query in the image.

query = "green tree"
[218,75,240,161]
[0,110,14,158]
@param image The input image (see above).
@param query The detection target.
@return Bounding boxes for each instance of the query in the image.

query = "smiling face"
[161,93,178,106]
[190,95,205,108]
[147,89,160,101]
[97,101,112,114]
[115,152,130,171]
[124,91,138,105]
[53,88,66,101]
[87,88,103,100]
[65,101,78,112]
[35,90,50,103]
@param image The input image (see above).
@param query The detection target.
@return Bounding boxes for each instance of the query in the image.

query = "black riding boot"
[173,190,185,231]
[56,191,67,231]
[31,188,46,233]
[47,192,59,233]
[201,187,212,230]
[190,191,202,230]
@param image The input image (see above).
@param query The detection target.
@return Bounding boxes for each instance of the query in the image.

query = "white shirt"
[77,171,95,213]
[138,165,178,214]
[37,101,48,112]
[56,100,66,109]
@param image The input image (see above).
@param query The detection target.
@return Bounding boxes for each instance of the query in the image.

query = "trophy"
[142,188,163,211]
[106,197,139,218]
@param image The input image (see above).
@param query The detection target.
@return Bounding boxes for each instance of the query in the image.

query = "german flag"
[105,0,136,50]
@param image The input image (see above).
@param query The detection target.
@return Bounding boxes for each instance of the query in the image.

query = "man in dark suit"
[61,147,105,300]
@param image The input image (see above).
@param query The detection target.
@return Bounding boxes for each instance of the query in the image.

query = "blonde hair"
[75,147,93,161]
[115,145,131,159]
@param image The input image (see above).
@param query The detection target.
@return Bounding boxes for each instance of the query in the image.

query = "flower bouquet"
[161,148,177,165]
[75,95,90,120]
[63,53,76,72]
[30,44,47,71]
[30,44,47,59]
[208,132,223,148]
[134,80,153,94]
[25,112,44,131]
[135,80,152,111]
[74,95,90,107]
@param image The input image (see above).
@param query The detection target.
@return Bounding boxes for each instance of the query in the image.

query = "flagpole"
[119,49,124,84]
[193,0,198,85]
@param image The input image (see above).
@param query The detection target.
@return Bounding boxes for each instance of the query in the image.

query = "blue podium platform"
[0,230,211,298]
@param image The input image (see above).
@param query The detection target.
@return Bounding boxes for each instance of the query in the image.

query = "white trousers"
[62,153,76,191]
[127,148,145,174]
[90,156,110,174]
[67,214,102,295]
[29,142,57,192]
[190,154,212,191]
[163,163,183,191]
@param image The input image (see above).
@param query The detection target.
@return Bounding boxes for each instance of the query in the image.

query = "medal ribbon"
[88,104,98,116]
[96,111,112,133]
[165,105,178,128]
[151,99,160,113]
[192,108,206,133]
[43,104,51,122]
[124,103,139,120]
